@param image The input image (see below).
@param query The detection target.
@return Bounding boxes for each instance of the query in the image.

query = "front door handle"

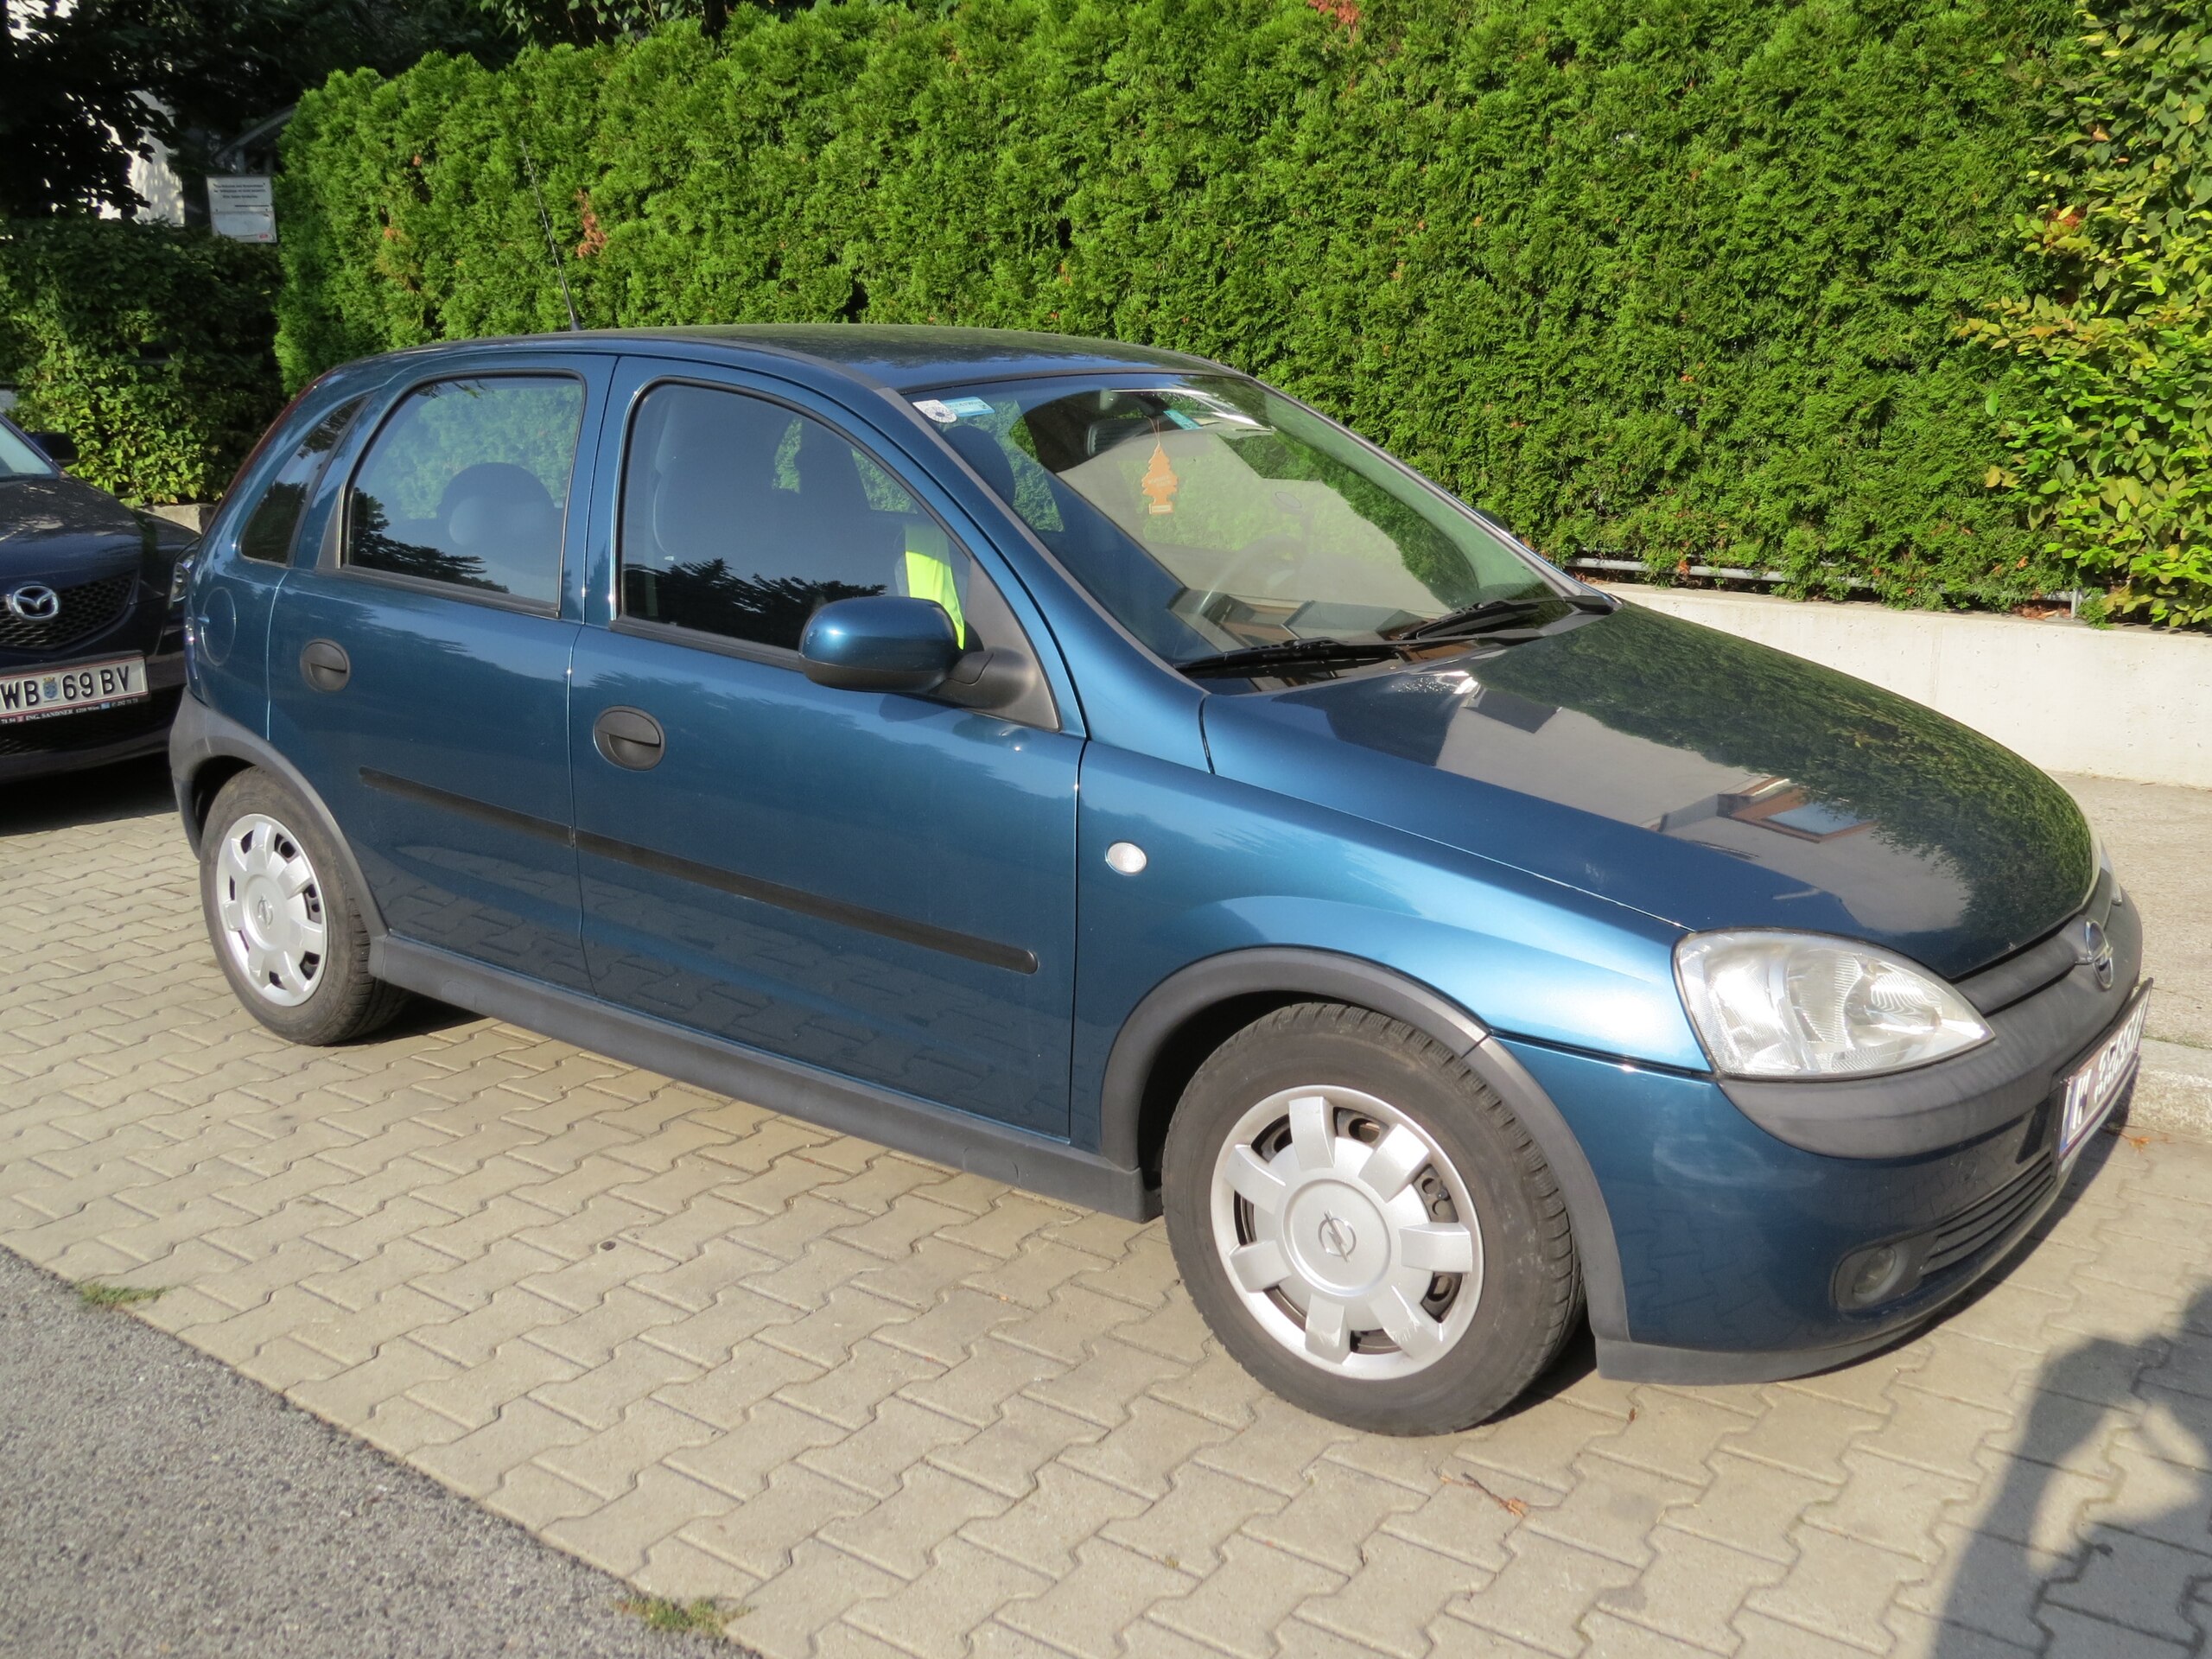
[300,639,350,692]
[593,706,665,770]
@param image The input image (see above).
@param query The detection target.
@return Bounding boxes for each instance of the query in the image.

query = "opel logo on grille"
[4,584,60,623]
[2078,918,2116,990]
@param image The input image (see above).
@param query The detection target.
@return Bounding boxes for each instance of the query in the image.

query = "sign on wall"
[207,176,276,243]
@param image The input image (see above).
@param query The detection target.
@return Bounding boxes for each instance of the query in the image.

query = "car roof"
[391,324,1231,395]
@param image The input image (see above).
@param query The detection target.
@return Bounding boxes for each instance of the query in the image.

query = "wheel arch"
[169,694,387,939]
[1101,947,1630,1342]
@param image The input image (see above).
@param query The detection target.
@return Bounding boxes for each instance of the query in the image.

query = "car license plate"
[2058,988,2151,1160]
[0,657,149,726]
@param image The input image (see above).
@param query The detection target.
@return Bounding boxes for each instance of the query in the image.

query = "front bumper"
[1511,874,2148,1376]
[0,649,185,782]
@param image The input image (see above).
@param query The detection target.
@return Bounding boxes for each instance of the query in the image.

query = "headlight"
[2093,833,2126,907]
[1675,931,1991,1079]
[168,554,196,607]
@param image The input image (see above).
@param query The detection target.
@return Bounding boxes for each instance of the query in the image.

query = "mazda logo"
[4,584,60,623]
[2078,918,2116,990]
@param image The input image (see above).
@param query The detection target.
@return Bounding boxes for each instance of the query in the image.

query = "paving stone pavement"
[3,760,2210,1659]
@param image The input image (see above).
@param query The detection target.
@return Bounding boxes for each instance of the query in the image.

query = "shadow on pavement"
[1934,1135,2212,1655]
[0,753,173,836]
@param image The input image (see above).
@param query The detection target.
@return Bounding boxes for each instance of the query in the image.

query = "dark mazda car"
[0,412,195,780]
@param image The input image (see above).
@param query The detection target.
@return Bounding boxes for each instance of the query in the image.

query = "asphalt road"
[0,1247,739,1658]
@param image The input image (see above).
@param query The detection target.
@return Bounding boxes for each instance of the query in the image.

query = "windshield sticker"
[912,399,958,424]
[940,397,995,419]
[1141,439,1180,516]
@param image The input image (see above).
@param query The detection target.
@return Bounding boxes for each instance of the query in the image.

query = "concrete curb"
[2128,1039,2212,1143]
[144,502,217,532]
[1599,584,2212,790]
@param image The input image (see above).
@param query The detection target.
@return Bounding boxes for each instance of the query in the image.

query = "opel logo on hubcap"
[1316,1214,1357,1259]
[4,584,60,623]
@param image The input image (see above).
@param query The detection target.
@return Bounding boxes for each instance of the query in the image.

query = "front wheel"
[1161,1002,1581,1434]
[200,768,409,1045]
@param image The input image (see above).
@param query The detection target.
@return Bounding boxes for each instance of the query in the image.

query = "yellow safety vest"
[900,521,966,645]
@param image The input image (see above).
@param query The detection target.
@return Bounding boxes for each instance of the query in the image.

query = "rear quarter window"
[237,399,365,564]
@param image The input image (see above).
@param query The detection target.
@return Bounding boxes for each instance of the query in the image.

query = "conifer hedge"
[278,0,2081,607]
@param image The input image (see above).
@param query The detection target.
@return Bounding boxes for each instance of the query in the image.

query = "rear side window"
[618,382,973,652]
[237,398,365,564]
[345,376,583,607]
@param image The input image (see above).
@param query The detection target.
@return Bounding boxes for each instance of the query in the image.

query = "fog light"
[1835,1243,1913,1310]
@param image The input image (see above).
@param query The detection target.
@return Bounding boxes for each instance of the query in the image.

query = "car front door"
[267,357,608,990]
[567,360,1082,1137]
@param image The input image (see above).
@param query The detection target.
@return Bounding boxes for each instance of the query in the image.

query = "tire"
[199,768,410,1046]
[1161,1002,1582,1434]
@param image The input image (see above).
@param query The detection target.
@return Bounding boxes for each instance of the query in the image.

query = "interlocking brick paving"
[4,763,2209,1658]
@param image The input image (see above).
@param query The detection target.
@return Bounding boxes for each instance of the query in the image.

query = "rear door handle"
[300,639,350,692]
[593,706,665,770]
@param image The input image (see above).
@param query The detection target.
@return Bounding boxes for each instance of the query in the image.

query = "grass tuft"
[77,1281,167,1310]
[616,1596,738,1635]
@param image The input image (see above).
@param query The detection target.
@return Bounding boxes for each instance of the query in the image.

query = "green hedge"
[0,219,285,505]
[278,0,2082,608]
[1966,0,2212,626]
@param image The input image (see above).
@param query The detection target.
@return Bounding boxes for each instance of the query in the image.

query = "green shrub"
[280,0,2082,608]
[0,219,284,504]
[1964,0,2212,626]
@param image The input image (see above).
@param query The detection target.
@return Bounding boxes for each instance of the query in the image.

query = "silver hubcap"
[1211,1084,1483,1379]
[214,813,327,1007]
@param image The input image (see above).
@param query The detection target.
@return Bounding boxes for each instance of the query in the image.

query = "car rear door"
[266,353,611,989]
[565,357,1083,1137]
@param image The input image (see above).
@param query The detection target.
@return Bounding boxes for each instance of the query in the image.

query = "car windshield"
[912,375,1561,665]
[0,422,56,480]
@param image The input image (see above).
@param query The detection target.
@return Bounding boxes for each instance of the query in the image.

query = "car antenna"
[518,137,582,333]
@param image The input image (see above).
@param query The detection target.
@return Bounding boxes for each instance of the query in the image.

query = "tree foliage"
[0,0,512,218]
[473,0,804,52]
[278,0,2084,613]
[1964,0,2212,625]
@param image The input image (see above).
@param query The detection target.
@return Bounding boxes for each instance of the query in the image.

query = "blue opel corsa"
[172,327,2147,1433]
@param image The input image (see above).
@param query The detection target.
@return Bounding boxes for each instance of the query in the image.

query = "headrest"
[438,461,556,523]
[941,423,1018,505]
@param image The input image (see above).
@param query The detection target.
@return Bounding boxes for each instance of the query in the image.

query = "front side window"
[913,377,1561,665]
[619,382,973,653]
[345,376,583,607]
[238,398,364,564]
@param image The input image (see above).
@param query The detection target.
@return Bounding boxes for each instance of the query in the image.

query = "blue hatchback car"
[172,327,2147,1433]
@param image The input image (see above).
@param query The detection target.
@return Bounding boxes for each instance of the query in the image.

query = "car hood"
[0,474,154,583]
[1199,603,2093,980]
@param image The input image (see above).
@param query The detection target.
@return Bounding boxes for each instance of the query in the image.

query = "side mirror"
[26,430,76,467]
[800,595,962,695]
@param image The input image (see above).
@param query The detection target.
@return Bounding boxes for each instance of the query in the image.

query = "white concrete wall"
[1599,586,2212,791]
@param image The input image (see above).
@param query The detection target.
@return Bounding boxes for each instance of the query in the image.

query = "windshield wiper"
[1388,591,1613,642]
[1177,637,1410,678]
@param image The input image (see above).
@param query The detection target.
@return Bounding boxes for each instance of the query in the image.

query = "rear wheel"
[200,769,409,1045]
[1162,1002,1581,1433]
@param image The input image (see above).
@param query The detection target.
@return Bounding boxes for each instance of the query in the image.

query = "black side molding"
[372,936,1141,1217]
[357,766,1038,976]
[360,767,569,844]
